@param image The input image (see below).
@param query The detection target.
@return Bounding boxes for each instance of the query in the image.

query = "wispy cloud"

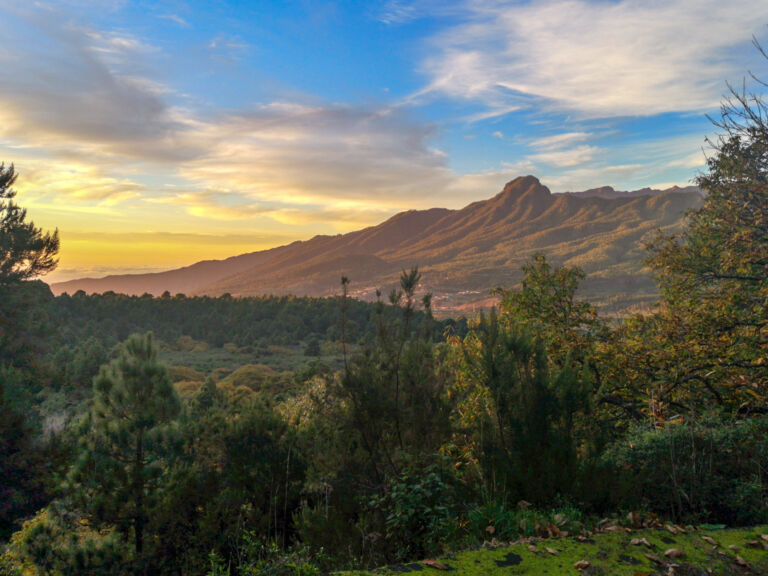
[158,14,189,28]
[378,1,419,24]
[531,132,592,150]
[530,145,600,168]
[0,5,456,219]
[0,8,196,164]
[207,34,251,63]
[0,0,732,268]
[178,103,453,208]
[15,162,143,204]
[421,0,766,118]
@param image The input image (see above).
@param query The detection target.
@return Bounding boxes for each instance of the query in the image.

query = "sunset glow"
[1,0,765,281]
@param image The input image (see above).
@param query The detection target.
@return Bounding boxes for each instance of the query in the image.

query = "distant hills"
[50,176,703,312]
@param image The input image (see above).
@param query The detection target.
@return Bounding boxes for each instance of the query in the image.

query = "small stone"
[574,560,590,570]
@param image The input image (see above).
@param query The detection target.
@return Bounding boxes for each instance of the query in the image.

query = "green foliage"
[235,534,324,576]
[0,369,48,540]
[338,268,451,478]
[68,332,181,559]
[641,72,768,416]
[0,163,59,285]
[495,253,603,367]
[205,550,230,576]
[0,165,60,540]
[46,290,450,356]
[604,417,768,524]
[304,338,321,357]
[463,498,583,543]
[368,461,460,561]
[452,308,594,505]
[0,506,131,576]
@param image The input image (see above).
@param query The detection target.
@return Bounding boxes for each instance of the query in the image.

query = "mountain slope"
[50,176,702,311]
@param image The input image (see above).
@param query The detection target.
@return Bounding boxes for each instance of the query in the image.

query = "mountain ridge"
[50,176,702,311]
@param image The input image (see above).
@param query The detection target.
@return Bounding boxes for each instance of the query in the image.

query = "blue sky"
[0,0,766,280]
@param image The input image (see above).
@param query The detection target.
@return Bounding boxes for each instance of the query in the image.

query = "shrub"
[603,416,768,524]
[368,461,460,561]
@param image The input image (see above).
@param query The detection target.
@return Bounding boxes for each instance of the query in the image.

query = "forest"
[1,79,767,576]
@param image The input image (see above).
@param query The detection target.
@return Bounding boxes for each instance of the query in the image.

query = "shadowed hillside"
[50,176,702,312]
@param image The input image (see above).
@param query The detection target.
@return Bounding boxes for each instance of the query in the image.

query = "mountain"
[50,176,702,312]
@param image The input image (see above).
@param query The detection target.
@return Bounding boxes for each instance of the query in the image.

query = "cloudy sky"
[1,0,766,281]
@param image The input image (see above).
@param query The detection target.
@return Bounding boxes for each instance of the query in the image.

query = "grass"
[340,525,768,575]
[159,339,346,375]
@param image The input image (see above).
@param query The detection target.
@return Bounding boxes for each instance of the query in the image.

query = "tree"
[0,163,59,285]
[69,332,180,565]
[644,56,768,415]
[0,163,60,538]
[495,253,602,368]
[451,308,592,504]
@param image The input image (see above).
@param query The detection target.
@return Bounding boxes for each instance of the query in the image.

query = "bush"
[368,461,460,561]
[236,533,325,576]
[463,498,584,544]
[603,417,768,524]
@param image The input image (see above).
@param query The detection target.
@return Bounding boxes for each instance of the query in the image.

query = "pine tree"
[70,332,180,565]
[0,163,59,285]
[0,162,60,537]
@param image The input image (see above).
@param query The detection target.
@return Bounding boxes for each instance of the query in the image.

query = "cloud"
[378,1,419,24]
[421,0,767,118]
[207,35,251,63]
[531,131,592,150]
[158,14,189,28]
[0,0,718,244]
[0,6,198,164]
[376,0,464,25]
[530,144,600,168]
[14,162,143,204]
[178,103,454,208]
[541,163,648,192]
[0,5,458,216]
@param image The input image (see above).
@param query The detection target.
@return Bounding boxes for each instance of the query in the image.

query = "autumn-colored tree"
[494,253,604,372]
[643,69,768,416]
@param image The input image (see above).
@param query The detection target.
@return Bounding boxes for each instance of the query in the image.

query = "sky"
[0,0,766,282]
